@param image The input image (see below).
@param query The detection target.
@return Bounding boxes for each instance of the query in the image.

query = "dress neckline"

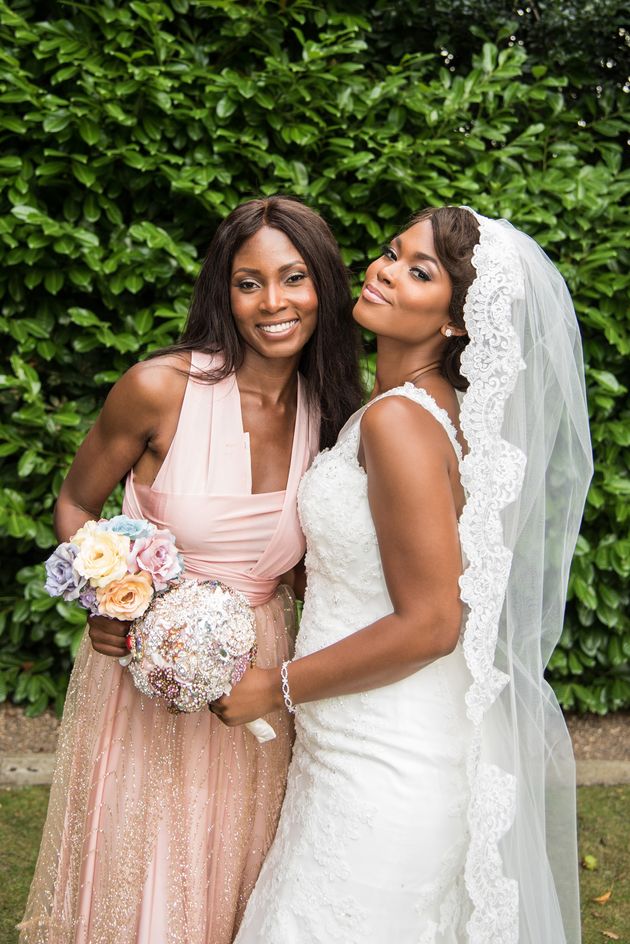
[233,370,303,497]
[131,352,306,498]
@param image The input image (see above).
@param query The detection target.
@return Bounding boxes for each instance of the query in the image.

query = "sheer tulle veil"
[457,211,592,942]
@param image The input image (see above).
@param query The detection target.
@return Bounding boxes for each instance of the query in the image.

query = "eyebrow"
[232,259,306,276]
[393,236,441,272]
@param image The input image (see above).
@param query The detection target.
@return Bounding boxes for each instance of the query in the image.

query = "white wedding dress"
[236,384,473,944]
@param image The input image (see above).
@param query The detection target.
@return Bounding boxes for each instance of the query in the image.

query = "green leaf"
[44,270,64,294]
[43,112,71,133]
[589,369,627,395]
[25,691,49,716]
[0,156,22,173]
[72,163,96,187]
[17,450,38,477]
[124,273,143,293]
[216,97,237,119]
[79,120,100,146]
[68,307,104,327]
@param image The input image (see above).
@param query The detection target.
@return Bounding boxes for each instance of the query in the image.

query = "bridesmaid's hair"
[153,196,363,450]
[406,207,480,392]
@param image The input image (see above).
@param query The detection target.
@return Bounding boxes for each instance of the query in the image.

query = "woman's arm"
[55,362,168,541]
[56,360,178,656]
[212,395,464,724]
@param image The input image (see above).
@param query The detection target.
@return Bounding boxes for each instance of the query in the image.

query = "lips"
[256,319,300,336]
[362,283,390,304]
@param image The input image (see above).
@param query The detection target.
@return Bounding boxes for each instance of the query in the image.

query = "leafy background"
[0,0,628,715]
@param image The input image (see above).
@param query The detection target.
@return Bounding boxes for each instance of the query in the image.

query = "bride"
[213,206,592,943]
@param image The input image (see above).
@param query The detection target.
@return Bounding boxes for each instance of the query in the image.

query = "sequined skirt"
[18,585,296,944]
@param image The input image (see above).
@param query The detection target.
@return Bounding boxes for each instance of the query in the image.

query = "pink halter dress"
[20,352,318,944]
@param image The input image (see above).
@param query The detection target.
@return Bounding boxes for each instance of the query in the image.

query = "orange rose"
[96,571,154,620]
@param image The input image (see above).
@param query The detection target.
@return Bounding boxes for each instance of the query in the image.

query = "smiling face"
[354,219,458,345]
[230,226,318,365]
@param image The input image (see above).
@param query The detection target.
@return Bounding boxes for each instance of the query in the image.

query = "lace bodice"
[297,383,462,648]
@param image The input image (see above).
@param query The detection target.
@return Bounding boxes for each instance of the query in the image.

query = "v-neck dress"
[19,352,319,944]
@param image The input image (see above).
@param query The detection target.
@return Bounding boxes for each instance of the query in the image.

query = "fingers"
[208,699,231,726]
[92,641,128,658]
[88,616,130,658]
[90,633,129,659]
[89,615,128,637]
[209,698,225,717]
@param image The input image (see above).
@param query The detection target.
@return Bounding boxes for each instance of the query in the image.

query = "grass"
[0,785,628,943]
[0,786,49,944]
[579,786,630,944]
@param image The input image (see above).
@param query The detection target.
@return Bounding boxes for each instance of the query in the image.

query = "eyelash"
[380,245,431,282]
[237,272,306,291]
[381,245,397,263]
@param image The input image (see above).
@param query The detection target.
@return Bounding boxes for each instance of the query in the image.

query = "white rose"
[74,531,130,588]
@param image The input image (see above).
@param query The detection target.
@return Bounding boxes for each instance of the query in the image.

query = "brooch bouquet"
[44,515,274,743]
[123,578,275,742]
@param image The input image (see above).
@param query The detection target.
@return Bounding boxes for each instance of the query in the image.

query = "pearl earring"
[444,327,453,338]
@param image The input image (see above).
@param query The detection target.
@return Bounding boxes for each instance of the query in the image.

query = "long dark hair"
[154,196,362,449]
[407,207,480,391]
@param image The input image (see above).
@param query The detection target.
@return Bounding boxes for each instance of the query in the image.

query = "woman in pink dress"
[19,196,362,944]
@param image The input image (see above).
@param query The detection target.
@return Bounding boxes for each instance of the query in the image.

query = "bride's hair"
[407,207,480,391]
[153,196,363,450]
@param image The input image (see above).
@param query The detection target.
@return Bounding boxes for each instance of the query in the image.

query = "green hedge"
[0,1,628,715]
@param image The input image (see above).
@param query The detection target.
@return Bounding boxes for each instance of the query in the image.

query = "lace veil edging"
[458,213,526,942]
[457,209,592,944]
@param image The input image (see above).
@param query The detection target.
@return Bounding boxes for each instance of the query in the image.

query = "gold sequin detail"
[18,586,296,944]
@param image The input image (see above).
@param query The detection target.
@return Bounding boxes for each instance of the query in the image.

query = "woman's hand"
[88,615,130,658]
[211,667,281,726]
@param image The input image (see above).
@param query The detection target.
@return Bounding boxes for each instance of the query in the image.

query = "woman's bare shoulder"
[361,383,461,464]
[115,352,191,399]
[362,395,443,449]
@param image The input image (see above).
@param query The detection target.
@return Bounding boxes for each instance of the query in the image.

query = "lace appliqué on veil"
[458,214,526,943]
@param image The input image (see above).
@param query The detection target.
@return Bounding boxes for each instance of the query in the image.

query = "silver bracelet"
[280,660,296,715]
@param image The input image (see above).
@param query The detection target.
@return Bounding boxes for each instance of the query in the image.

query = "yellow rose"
[73,531,130,588]
[96,571,154,620]
[70,519,103,548]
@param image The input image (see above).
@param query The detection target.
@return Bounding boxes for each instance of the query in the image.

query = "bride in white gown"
[215,207,592,943]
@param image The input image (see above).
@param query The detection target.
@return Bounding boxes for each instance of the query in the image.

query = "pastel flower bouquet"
[44,515,183,619]
[44,515,275,743]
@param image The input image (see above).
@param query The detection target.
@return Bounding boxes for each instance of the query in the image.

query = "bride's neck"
[371,337,443,397]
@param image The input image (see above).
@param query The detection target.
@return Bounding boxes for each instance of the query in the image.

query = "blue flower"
[44,543,86,601]
[102,515,156,541]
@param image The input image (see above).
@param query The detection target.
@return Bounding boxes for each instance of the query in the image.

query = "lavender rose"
[44,543,86,601]
[78,585,99,615]
[102,515,157,541]
[128,531,183,591]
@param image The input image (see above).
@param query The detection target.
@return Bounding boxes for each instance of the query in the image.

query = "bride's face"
[353,219,453,344]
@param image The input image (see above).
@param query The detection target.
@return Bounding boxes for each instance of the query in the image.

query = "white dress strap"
[340,383,463,464]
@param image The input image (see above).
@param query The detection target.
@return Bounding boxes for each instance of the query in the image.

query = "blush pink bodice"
[123,352,318,605]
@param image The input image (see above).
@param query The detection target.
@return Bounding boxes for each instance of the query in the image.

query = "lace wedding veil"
[457,211,592,943]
